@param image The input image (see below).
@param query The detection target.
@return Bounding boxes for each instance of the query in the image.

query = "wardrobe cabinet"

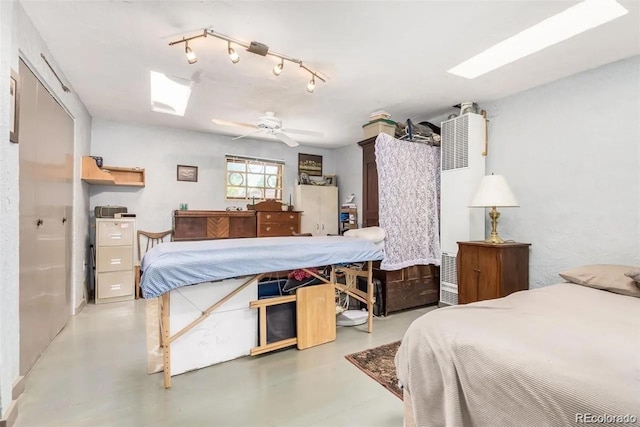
[294,185,338,235]
[457,241,530,304]
[358,137,440,314]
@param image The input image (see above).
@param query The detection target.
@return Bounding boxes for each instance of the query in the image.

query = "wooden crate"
[373,264,439,315]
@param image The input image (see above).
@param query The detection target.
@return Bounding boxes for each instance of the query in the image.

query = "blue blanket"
[140,236,384,298]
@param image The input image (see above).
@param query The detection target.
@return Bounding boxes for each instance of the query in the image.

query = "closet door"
[19,61,73,375]
[19,62,50,374]
[46,83,73,339]
[319,186,338,235]
[296,185,321,235]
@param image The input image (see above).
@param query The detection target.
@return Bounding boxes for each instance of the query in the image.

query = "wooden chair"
[135,230,173,299]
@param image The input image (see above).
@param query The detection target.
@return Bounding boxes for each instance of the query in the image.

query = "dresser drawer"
[257,212,299,224]
[97,220,134,246]
[257,222,299,237]
[97,271,134,299]
[97,246,133,272]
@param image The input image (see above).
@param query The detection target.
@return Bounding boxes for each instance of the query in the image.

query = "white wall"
[0,2,92,416]
[481,55,640,287]
[333,57,640,290]
[0,0,19,416]
[90,119,336,234]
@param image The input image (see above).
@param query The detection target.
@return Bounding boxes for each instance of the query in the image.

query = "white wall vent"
[441,114,470,171]
[441,120,455,171]
[439,113,486,305]
[440,282,459,306]
[440,253,457,285]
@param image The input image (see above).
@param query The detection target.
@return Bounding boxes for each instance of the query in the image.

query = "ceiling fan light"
[228,42,240,64]
[185,43,197,64]
[307,76,315,93]
[272,61,284,76]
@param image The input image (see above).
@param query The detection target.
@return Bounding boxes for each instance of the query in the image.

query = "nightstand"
[457,241,531,304]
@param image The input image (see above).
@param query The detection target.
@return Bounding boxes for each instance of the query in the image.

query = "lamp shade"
[469,174,519,207]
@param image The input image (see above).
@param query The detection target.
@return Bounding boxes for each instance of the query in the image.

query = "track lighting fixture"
[168,28,327,93]
[272,59,284,76]
[228,42,240,64]
[185,42,197,64]
[307,75,316,93]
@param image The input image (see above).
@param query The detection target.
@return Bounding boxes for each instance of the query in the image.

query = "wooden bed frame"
[158,261,374,388]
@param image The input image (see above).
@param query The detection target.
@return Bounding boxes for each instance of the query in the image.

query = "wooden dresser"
[173,209,302,240]
[256,211,301,237]
[457,241,531,304]
[359,136,440,315]
[173,210,256,240]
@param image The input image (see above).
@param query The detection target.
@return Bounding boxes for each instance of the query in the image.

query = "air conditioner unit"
[440,113,486,305]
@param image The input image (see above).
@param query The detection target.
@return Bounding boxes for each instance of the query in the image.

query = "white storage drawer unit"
[96,218,135,304]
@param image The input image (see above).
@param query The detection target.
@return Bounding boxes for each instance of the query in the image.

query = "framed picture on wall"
[10,69,19,144]
[298,153,322,176]
[177,165,198,182]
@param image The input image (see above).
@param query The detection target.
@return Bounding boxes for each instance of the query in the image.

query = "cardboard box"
[362,118,396,139]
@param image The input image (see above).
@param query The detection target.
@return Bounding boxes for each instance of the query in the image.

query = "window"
[225,155,284,201]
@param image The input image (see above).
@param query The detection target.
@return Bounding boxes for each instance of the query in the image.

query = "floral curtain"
[375,133,441,270]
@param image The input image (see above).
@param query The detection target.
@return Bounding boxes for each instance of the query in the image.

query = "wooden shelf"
[81,157,145,187]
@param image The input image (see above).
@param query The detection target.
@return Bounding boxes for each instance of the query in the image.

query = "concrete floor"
[15,300,436,427]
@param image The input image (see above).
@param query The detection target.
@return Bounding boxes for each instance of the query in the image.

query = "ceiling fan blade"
[212,118,259,129]
[275,132,299,147]
[280,128,324,137]
[232,129,265,140]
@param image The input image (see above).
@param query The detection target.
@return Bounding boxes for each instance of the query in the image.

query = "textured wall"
[334,144,363,225]
[18,3,92,315]
[0,0,19,417]
[90,119,336,235]
[0,3,92,416]
[482,55,640,287]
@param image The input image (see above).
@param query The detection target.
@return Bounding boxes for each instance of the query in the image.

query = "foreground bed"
[395,282,640,427]
[140,236,384,388]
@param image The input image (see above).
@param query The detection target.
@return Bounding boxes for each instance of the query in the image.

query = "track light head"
[228,42,240,64]
[185,42,197,64]
[307,75,316,93]
[272,60,284,76]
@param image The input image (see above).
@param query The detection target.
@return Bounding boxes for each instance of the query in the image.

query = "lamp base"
[484,234,505,244]
[485,207,505,244]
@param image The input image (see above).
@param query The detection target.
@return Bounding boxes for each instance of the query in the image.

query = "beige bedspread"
[395,283,640,427]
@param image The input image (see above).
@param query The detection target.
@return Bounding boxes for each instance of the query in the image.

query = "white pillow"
[344,226,385,243]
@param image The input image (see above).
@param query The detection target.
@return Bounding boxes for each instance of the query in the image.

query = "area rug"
[345,341,402,400]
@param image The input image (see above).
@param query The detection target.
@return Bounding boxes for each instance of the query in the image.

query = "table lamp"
[469,174,519,244]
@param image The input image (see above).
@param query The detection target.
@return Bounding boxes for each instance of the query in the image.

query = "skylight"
[150,71,193,116]
[448,0,628,79]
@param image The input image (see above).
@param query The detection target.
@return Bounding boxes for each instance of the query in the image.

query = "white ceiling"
[21,0,640,148]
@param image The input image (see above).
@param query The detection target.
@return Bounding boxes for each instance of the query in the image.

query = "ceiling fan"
[212,112,323,147]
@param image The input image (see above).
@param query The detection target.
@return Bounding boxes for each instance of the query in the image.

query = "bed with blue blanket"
[142,235,384,388]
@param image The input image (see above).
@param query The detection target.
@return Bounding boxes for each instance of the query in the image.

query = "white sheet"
[140,236,384,298]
